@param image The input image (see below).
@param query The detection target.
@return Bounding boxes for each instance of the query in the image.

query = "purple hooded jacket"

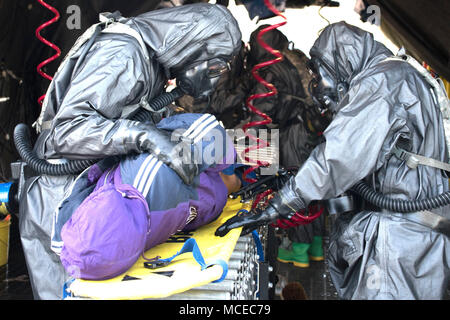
[54,113,237,280]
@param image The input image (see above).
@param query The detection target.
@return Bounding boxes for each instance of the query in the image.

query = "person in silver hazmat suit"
[216,22,450,299]
[19,3,242,299]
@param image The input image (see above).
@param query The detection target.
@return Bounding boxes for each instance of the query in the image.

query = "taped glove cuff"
[269,179,307,219]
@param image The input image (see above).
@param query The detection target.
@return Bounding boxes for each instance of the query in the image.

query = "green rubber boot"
[291,242,311,268]
[308,236,324,261]
[277,247,295,264]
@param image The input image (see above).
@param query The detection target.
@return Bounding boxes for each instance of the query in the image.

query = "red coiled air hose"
[272,204,324,229]
[243,0,285,211]
[244,1,324,226]
[35,0,61,105]
[242,0,287,185]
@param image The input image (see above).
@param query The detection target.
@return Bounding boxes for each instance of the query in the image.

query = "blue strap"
[151,238,228,283]
[62,239,228,298]
[236,209,265,262]
[252,230,265,262]
[62,278,75,299]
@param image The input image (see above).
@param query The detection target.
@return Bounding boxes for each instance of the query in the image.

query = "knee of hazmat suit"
[55,113,239,280]
[268,21,450,299]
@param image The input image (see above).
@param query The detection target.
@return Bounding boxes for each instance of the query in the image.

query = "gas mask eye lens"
[206,59,230,78]
[176,58,230,101]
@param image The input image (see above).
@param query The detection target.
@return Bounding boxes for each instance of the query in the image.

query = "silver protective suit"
[19,4,241,299]
[276,22,450,299]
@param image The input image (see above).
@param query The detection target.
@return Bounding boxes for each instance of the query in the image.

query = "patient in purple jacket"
[55,113,246,280]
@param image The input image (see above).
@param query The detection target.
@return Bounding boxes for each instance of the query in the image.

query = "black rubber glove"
[215,177,307,237]
[134,125,200,185]
[165,141,200,186]
[215,206,279,237]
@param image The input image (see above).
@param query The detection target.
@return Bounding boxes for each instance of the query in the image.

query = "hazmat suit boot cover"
[277,22,450,299]
[20,3,241,299]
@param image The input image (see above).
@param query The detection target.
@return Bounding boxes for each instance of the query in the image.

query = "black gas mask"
[307,50,348,114]
[176,58,231,102]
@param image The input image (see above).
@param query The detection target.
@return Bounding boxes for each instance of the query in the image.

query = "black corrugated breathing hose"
[351,180,450,212]
[13,123,96,175]
[13,88,185,176]
[132,87,183,122]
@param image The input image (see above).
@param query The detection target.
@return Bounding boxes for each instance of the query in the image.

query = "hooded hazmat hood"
[309,21,393,86]
[130,3,242,78]
[247,24,289,68]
